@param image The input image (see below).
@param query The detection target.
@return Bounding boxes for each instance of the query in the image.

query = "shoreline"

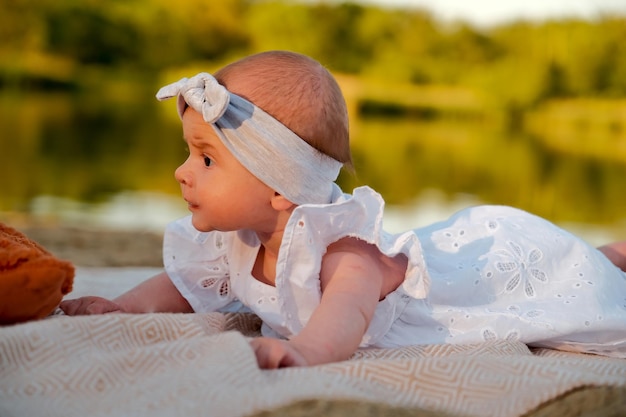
[19,225,164,267]
[7,210,625,269]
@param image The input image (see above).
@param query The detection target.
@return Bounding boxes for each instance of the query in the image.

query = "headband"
[155,72,342,205]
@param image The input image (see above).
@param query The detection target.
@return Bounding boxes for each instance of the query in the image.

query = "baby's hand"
[59,296,123,316]
[249,337,309,369]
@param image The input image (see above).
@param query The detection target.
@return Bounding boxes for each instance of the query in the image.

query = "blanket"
[1,267,625,417]
[1,310,625,417]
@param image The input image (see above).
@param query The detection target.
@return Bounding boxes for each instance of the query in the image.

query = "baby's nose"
[174,161,191,185]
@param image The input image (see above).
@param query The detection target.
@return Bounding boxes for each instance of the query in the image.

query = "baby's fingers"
[60,296,122,316]
[249,338,307,369]
[250,338,283,369]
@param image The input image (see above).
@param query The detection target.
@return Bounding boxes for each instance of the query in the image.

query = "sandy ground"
[20,225,164,267]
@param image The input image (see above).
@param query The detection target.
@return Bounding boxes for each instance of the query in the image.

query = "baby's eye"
[203,155,213,167]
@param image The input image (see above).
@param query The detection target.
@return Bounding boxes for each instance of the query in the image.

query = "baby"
[61,50,626,368]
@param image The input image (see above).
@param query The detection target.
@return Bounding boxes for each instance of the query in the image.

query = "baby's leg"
[598,241,626,272]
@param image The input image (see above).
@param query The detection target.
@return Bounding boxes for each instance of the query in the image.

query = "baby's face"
[175,109,276,233]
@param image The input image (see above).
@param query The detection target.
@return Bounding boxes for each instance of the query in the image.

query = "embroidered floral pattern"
[197,256,231,299]
[485,219,499,232]
[481,327,520,342]
[495,241,548,298]
[434,228,471,252]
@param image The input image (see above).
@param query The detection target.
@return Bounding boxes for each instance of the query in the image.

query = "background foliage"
[2,0,625,101]
[1,0,625,236]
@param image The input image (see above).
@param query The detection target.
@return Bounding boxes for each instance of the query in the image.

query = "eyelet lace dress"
[163,185,626,357]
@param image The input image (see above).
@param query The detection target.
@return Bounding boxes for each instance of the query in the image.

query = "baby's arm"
[598,240,626,272]
[60,271,193,315]
[252,238,405,368]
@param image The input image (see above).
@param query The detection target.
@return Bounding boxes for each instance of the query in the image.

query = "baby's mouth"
[184,199,199,210]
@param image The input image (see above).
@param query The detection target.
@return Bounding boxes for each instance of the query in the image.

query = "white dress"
[163,185,626,357]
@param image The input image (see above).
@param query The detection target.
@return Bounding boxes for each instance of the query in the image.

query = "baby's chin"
[190,217,214,233]
[190,215,237,234]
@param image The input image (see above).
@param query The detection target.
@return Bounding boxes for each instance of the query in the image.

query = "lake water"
[1,89,625,246]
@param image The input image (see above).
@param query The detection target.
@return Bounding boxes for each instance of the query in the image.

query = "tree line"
[1,0,625,108]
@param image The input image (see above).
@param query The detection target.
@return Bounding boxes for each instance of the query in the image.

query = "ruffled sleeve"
[163,216,240,313]
[275,185,430,346]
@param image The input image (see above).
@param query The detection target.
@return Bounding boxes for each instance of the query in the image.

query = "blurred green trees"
[2,0,625,231]
[1,0,625,104]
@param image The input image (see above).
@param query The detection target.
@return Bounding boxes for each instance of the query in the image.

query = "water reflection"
[1,90,186,211]
[1,89,625,245]
[344,117,626,226]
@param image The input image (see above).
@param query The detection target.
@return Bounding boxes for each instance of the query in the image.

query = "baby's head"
[214,51,352,167]
[157,50,349,205]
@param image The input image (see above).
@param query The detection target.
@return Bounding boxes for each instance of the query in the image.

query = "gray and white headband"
[156,72,342,205]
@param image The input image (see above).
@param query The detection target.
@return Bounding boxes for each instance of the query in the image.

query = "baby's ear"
[270,193,296,211]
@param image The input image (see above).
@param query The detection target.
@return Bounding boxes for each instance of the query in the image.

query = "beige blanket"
[1,312,625,417]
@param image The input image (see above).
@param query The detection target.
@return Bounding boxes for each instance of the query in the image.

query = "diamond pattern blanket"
[1,311,625,417]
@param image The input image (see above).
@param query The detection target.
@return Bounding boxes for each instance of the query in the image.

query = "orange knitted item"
[0,223,74,325]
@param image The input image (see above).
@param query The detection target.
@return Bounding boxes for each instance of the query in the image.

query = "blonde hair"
[215,51,352,167]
